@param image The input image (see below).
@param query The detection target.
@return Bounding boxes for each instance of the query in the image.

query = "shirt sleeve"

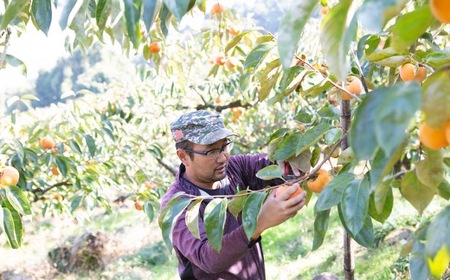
[172,207,253,274]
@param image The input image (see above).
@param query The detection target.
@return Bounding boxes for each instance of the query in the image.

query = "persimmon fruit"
[445,123,450,145]
[430,0,450,24]
[211,3,224,15]
[145,181,157,189]
[0,166,20,186]
[40,136,56,150]
[307,169,331,193]
[134,201,144,211]
[399,63,427,82]
[418,122,449,150]
[215,56,226,65]
[275,185,303,199]
[52,167,59,176]
[148,42,161,54]
[342,77,363,100]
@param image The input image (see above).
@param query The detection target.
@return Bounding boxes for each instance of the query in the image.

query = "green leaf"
[357,0,405,33]
[268,66,305,105]
[423,51,450,69]
[302,79,333,98]
[349,95,381,160]
[70,195,83,213]
[272,123,331,161]
[416,148,444,189]
[369,140,407,189]
[228,193,247,219]
[243,42,275,71]
[312,209,330,251]
[225,30,254,54]
[143,0,161,32]
[185,199,203,239]
[68,0,90,47]
[424,206,450,278]
[95,0,112,32]
[320,0,356,81]
[84,134,96,157]
[391,5,434,51]
[364,46,409,63]
[5,54,27,75]
[277,0,318,68]
[438,179,450,200]
[158,192,191,251]
[2,208,20,249]
[242,192,267,239]
[31,0,52,35]
[425,205,450,258]
[259,59,281,101]
[159,3,170,37]
[422,69,450,128]
[204,198,228,253]
[350,84,420,160]
[69,139,82,155]
[338,203,374,248]
[124,0,142,48]
[400,172,436,215]
[5,186,32,216]
[357,34,380,58]
[276,66,303,95]
[0,0,28,30]
[143,202,155,223]
[163,0,190,22]
[410,223,430,280]
[340,178,371,235]
[368,182,393,223]
[324,128,342,146]
[255,165,283,181]
[315,172,354,212]
[59,0,77,29]
[374,83,421,157]
[54,156,68,177]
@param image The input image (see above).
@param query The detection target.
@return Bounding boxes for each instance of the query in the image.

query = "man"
[161,110,306,280]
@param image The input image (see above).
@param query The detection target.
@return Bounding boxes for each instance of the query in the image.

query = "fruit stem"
[294,54,362,102]
[350,43,369,94]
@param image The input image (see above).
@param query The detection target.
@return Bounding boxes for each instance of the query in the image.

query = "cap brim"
[192,128,237,145]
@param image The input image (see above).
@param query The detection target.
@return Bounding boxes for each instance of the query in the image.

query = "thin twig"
[294,54,362,102]
[350,43,369,94]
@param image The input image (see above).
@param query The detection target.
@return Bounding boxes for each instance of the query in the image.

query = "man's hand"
[251,183,306,239]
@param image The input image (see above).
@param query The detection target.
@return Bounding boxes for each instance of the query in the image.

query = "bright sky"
[1,9,67,93]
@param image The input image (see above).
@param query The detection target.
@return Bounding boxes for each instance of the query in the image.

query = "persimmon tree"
[1,0,450,279]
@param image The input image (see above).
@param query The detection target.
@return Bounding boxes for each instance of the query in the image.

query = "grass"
[0,191,447,279]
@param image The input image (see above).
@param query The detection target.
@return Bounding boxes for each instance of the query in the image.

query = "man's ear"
[176,149,191,166]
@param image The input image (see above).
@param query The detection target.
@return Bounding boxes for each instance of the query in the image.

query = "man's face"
[183,138,231,188]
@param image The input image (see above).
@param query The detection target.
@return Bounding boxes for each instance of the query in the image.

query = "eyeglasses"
[184,140,234,159]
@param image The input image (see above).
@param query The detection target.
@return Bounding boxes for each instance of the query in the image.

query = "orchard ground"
[0,189,446,280]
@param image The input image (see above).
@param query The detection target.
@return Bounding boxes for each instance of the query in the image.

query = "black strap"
[247,236,262,248]
[180,260,196,280]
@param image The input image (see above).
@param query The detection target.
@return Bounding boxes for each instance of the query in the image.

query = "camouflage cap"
[170,110,236,145]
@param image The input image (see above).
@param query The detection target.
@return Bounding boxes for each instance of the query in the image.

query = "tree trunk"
[340,99,354,280]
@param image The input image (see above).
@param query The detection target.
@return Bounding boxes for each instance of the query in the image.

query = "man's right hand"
[251,183,306,239]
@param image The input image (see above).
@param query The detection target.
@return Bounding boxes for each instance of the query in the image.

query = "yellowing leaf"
[427,245,450,278]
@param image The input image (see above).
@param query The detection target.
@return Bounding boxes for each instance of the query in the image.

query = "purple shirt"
[161,154,278,280]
